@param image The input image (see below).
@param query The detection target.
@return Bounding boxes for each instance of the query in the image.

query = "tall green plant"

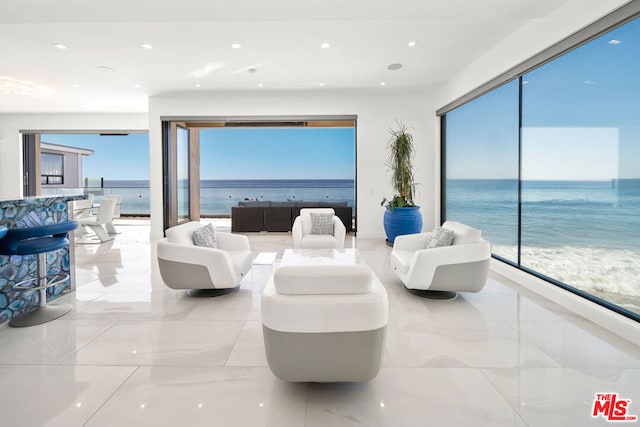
[381,122,417,211]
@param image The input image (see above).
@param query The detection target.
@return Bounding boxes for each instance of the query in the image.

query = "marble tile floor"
[0,219,638,426]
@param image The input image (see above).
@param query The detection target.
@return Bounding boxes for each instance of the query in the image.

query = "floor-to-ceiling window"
[444,81,520,263]
[442,12,640,320]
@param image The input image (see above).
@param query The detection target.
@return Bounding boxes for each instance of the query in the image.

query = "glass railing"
[40,186,150,216]
[200,185,355,216]
[40,184,355,217]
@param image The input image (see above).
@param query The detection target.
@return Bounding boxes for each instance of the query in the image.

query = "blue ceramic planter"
[383,206,423,244]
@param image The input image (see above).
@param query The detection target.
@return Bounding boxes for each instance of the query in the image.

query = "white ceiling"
[0,0,573,113]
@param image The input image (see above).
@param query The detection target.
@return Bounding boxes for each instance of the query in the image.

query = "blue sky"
[41,133,150,180]
[446,16,640,180]
[42,127,355,181]
[200,127,355,180]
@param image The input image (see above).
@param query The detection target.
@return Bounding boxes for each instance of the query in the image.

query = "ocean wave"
[493,244,640,315]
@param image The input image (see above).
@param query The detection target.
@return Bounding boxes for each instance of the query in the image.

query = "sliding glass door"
[176,125,190,222]
[162,122,200,229]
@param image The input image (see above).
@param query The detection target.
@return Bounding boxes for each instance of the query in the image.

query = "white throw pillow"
[192,223,216,247]
[310,212,334,235]
[426,226,454,248]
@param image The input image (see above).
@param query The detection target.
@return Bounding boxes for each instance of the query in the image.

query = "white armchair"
[390,221,491,299]
[157,221,253,296]
[292,208,346,249]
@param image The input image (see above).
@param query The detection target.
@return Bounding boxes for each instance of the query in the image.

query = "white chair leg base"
[407,288,458,300]
[187,286,239,298]
[9,303,72,327]
[87,225,114,242]
[105,223,121,235]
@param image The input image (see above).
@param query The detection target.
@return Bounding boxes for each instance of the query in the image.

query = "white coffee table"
[262,247,389,382]
[278,247,363,266]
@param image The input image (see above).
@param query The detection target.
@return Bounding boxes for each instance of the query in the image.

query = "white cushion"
[310,212,335,235]
[299,234,339,249]
[443,221,482,245]
[300,208,335,235]
[165,221,202,245]
[192,223,217,248]
[426,226,455,248]
[262,273,389,333]
[274,264,372,295]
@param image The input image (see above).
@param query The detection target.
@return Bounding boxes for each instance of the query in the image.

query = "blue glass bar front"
[0,196,83,324]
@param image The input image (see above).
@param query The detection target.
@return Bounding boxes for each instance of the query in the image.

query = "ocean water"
[446,179,640,314]
[103,179,355,216]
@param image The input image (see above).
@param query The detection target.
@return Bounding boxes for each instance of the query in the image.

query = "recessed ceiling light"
[133,84,142,88]
[97,65,115,72]
[320,42,331,49]
[319,83,325,87]
[71,84,80,88]
[380,81,386,86]
[408,41,417,47]
[387,63,402,70]
[258,83,263,87]
[140,43,153,49]
[195,83,201,88]
[52,43,67,50]
[231,43,242,49]
[608,39,621,45]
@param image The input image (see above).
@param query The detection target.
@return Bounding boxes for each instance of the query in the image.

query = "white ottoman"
[261,249,388,382]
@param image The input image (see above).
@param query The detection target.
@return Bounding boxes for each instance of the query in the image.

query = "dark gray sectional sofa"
[231,200,353,232]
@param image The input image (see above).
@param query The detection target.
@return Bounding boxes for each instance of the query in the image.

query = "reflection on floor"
[0,218,638,427]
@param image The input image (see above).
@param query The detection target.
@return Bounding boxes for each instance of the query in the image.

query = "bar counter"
[0,195,83,325]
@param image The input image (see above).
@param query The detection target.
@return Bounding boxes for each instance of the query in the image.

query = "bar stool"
[0,221,78,327]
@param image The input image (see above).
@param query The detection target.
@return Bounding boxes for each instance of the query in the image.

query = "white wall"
[149,90,437,239]
[0,113,148,199]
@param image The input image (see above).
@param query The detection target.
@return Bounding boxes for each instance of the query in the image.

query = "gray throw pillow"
[192,223,216,247]
[426,226,454,248]
[310,212,335,235]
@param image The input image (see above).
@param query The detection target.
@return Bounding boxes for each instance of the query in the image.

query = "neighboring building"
[39,142,93,190]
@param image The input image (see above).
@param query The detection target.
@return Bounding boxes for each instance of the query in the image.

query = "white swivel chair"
[76,197,117,243]
[292,208,346,249]
[390,221,491,299]
[104,195,121,235]
[157,221,253,297]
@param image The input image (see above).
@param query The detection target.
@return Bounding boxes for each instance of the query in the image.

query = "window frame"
[40,152,64,186]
